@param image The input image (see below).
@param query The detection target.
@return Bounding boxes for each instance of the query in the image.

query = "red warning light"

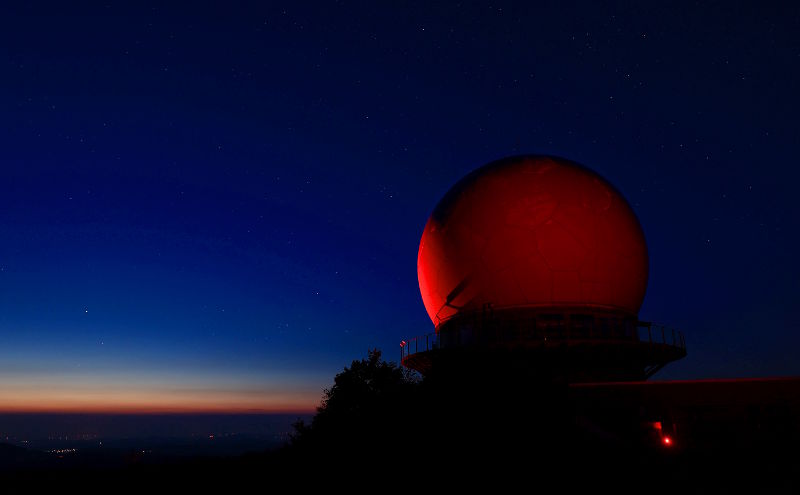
[662,436,672,446]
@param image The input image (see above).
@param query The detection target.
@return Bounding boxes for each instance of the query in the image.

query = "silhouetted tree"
[289,349,418,459]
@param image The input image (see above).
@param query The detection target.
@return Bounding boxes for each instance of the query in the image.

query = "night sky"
[1,2,798,413]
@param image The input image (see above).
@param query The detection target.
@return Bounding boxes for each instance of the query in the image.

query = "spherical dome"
[418,155,648,327]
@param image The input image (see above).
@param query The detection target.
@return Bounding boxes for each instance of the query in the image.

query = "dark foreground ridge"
[3,350,800,492]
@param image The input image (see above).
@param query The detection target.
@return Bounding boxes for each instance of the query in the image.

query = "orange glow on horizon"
[0,383,319,414]
[0,403,317,415]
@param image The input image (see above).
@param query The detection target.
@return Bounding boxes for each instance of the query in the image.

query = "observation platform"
[400,306,686,382]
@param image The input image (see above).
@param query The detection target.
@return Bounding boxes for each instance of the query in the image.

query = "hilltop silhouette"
[280,349,799,491]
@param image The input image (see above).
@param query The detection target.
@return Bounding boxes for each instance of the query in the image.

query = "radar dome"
[417,155,648,327]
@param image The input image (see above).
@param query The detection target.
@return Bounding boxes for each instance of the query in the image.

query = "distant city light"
[48,448,77,454]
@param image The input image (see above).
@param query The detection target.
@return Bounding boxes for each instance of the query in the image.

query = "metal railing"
[401,316,685,363]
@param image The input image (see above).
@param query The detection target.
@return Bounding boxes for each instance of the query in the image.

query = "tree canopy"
[290,349,418,454]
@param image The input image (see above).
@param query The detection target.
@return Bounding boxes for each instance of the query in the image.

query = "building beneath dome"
[402,155,686,382]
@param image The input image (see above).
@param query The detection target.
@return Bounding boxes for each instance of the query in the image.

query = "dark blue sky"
[1,1,798,411]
